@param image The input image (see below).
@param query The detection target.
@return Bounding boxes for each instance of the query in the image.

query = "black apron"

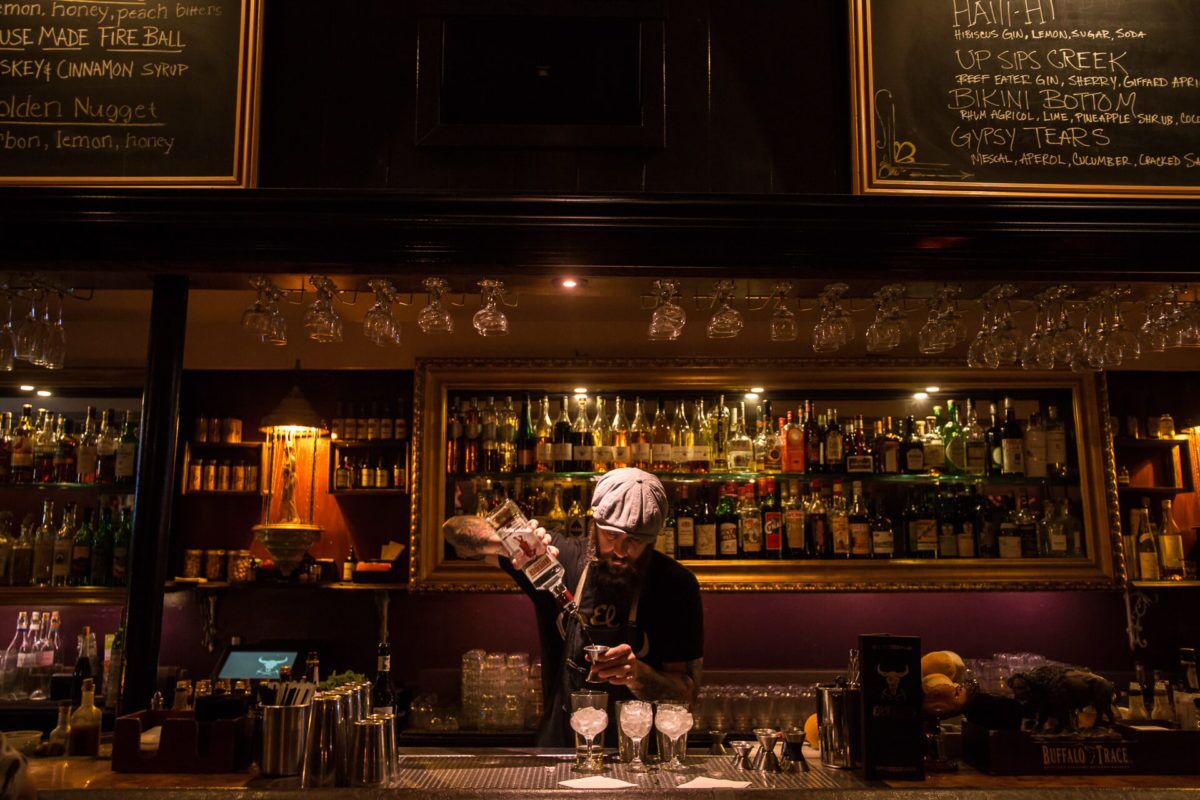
[537,562,650,747]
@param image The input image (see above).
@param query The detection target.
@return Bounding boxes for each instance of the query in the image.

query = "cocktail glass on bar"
[618,700,655,772]
[570,690,608,773]
[654,702,694,771]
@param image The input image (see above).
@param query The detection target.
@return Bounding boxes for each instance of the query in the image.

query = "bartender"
[443,468,704,745]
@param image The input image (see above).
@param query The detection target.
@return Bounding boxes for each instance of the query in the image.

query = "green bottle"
[942,400,966,474]
[111,509,131,586]
[89,507,113,587]
[69,508,93,587]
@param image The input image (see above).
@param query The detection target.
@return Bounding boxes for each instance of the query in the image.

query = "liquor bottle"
[712,396,730,471]
[651,398,673,472]
[364,402,380,441]
[498,396,517,473]
[1024,411,1047,478]
[693,484,717,559]
[751,402,769,472]
[629,398,652,470]
[923,413,945,476]
[803,401,822,475]
[97,410,119,484]
[674,485,695,560]
[942,400,966,474]
[10,515,34,587]
[936,486,958,558]
[870,496,895,559]
[727,404,754,471]
[331,402,345,441]
[1158,499,1185,579]
[590,397,612,473]
[343,545,357,581]
[610,396,630,470]
[515,395,536,473]
[358,458,374,489]
[1038,499,1068,556]
[70,508,93,587]
[1045,405,1069,477]
[848,481,871,558]
[759,413,782,474]
[394,398,408,441]
[716,483,739,559]
[10,406,34,485]
[1,612,26,698]
[827,480,850,558]
[875,417,901,475]
[51,504,73,587]
[54,417,77,483]
[964,401,988,476]
[550,395,573,471]
[986,403,1005,477]
[112,509,130,586]
[0,412,11,485]
[1059,498,1083,557]
[1136,508,1161,581]
[845,417,873,474]
[822,410,844,474]
[761,477,782,558]
[446,399,464,474]
[806,481,828,558]
[90,507,113,588]
[372,641,395,716]
[1001,399,1024,475]
[901,416,924,474]
[738,482,763,557]
[76,408,98,484]
[783,480,807,559]
[0,515,12,585]
[380,401,395,442]
[462,398,482,473]
[689,398,711,473]
[671,401,692,472]
[572,396,594,472]
[658,498,677,557]
[545,486,568,534]
[334,457,352,490]
[907,490,937,559]
[1015,493,1039,557]
[535,396,554,472]
[566,495,587,539]
[956,486,980,558]
[33,411,55,484]
[480,397,500,472]
[16,611,40,698]
[780,412,802,473]
[68,677,101,757]
[32,500,55,586]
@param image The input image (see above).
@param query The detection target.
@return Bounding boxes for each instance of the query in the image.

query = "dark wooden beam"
[121,274,188,712]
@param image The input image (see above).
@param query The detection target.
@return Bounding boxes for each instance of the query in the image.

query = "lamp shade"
[259,385,326,434]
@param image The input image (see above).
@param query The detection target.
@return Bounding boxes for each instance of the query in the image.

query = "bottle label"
[924,443,945,469]
[77,449,98,479]
[850,522,871,555]
[1046,431,1067,466]
[905,448,924,471]
[535,443,554,463]
[830,516,850,554]
[845,455,874,474]
[378,655,391,672]
[965,442,987,473]
[631,443,652,461]
[938,523,958,557]
[695,523,717,556]
[657,525,676,555]
[16,653,31,668]
[1024,431,1047,477]
[12,451,31,468]
[592,445,614,464]
[915,519,937,552]
[522,552,558,588]
[872,529,894,555]
[37,650,52,667]
[784,510,806,551]
[728,447,753,469]
[652,443,673,463]
[689,446,710,464]
[112,546,128,580]
[612,445,631,463]
[763,512,782,552]
[1160,536,1184,570]
[810,518,827,551]
[573,445,594,461]
[116,445,136,478]
[552,443,572,461]
[957,524,976,558]
[1002,439,1024,473]
[1049,532,1068,554]
[882,446,899,474]
[740,517,763,553]
[676,517,695,547]
[947,439,967,471]
[718,523,739,555]
[999,533,1022,559]
[825,437,843,464]
[1138,551,1161,581]
[671,445,690,464]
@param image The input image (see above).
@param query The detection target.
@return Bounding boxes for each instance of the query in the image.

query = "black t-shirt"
[500,532,704,721]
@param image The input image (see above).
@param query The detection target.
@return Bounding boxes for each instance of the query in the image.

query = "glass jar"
[217,461,231,492]
[227,550,252,583]
[205,549,227,581]
[207,417,223,444]
[221,418,243,444]
[202,460,216,492]
[183,549,203,578]
[188,461,202,492]
[231,461,246,492]
[245,464,259,493]
[194,416,208,443]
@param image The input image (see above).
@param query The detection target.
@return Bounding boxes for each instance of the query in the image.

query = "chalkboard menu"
[851,0,1200,197]
[0,0,261,186]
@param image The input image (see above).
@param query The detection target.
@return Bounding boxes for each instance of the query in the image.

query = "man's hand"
[530,520,559,560]
[590,643,641,687]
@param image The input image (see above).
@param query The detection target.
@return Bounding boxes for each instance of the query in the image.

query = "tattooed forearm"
[630,658,702,704]
[442,515,505,559]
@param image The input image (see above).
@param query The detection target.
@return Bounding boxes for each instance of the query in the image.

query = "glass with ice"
[570,690,609,773]
[618,700,655,772]
[654,703,694,771]
[486,500,574,609]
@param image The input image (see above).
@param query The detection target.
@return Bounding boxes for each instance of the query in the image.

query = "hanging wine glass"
[14,293,38,361]
[473,279,510,336]
[0,294,14,372]
[706,280,743,339]
[43,292,66,370]
[418,277,455,334]
[768,281,798,343]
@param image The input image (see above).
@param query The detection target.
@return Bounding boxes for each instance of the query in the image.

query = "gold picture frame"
[409,358,1120,592]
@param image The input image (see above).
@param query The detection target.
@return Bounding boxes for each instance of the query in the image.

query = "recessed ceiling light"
[750,387,765,394]
[925,386,941,393]
[573,387,588,394]
[560,278,581,289]
[913,392,929,401]
[36,390,51,397]
[744,392,759,401]
[18,385,34,392]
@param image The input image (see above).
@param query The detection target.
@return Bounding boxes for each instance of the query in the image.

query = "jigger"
[780,730,811,774]
[730,741,754,771]
[752,728,782,773]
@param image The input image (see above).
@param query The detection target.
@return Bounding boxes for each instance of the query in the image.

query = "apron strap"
[558,561,639,639]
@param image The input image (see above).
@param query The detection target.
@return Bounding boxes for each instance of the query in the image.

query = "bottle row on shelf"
[333,453,408,492]
[330,399,409,443]
[1128,498,1193,582]
[445,393,1074,481]
[459,474,1087,561]
[0,500,130,588]
[0,405,139,487]
[184,458,260,494]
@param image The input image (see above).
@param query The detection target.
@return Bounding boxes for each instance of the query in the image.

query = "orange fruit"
[921,650,965,682]
[804,713,819,749]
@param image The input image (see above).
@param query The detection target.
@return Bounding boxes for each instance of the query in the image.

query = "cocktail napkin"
[676,776,752,789]
[559,776,638,789]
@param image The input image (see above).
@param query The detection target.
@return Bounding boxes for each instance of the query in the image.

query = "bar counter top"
[27,748,1200,799]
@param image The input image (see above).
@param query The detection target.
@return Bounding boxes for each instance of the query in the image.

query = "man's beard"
[589,532,650,599]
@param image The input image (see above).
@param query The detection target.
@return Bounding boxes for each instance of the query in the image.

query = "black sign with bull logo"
[859,634,924,781]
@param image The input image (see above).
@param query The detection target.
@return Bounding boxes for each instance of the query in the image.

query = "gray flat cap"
[591,467,667,542]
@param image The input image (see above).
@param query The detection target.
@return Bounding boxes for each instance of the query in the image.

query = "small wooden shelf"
[329,489,407,496]
[186,441,263,448]
[331,440,408,448]
[450,470,1075,486]
[1117,485,1189,496]
[1113,438,1187,450]
[0,482,130,492]
[0,586,127,605]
